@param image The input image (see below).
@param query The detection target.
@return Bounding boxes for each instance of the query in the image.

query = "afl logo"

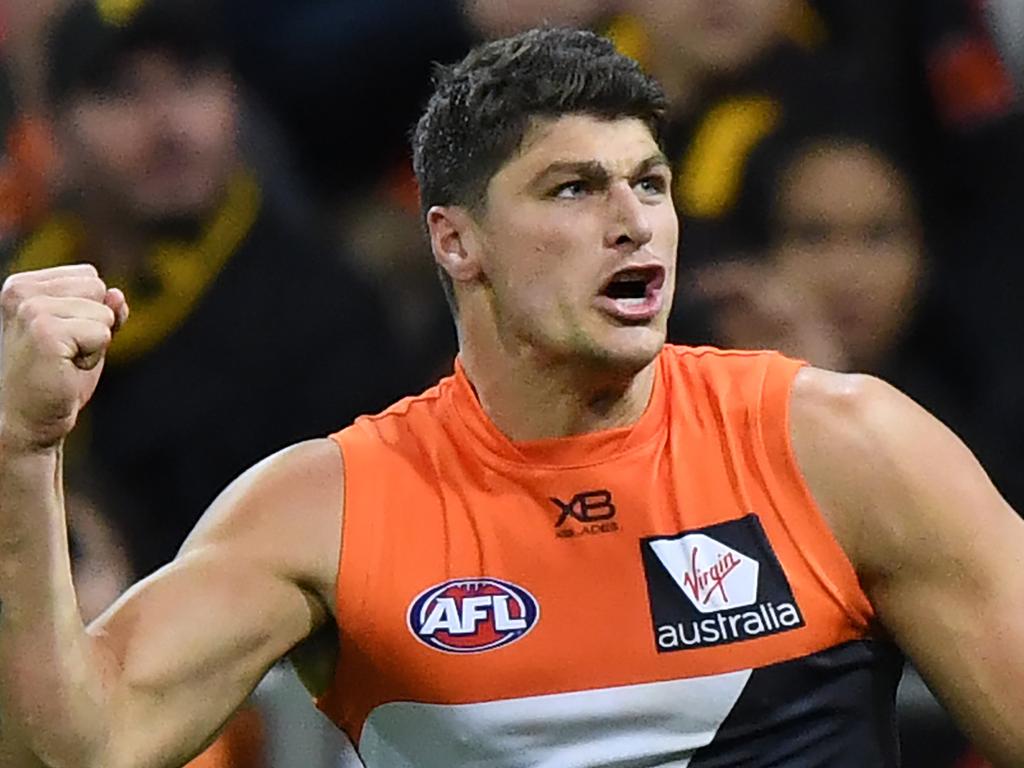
[407,578,540,654]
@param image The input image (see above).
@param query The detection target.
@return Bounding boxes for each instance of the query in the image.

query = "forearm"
[0,444,114,768]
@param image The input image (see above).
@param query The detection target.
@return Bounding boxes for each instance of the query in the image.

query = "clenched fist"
[0,265,129,452]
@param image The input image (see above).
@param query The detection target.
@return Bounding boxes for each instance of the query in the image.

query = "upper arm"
[88,438,344,768]
[789,368,1024,767]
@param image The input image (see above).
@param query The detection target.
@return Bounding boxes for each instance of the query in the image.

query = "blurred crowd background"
[1,0,1020,766]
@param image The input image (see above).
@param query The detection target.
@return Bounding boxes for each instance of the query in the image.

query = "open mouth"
[597,265,667,321]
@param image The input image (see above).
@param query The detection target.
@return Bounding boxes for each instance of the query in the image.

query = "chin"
[133,181,226,231]
[583,326,665,376]
[137,211,208,240]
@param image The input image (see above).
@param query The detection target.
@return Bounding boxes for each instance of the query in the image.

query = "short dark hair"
[45,0,224,109]
[412,27,668,309]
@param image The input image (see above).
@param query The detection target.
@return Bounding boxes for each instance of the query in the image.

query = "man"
[5,0,404,576]
[1,27,1022,768]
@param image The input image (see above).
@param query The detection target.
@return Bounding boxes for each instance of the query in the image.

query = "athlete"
[1,28,1022,768]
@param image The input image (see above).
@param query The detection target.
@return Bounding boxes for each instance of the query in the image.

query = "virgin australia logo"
[641,516,805,652]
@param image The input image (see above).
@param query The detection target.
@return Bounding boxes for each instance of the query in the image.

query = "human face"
[59,50,238,229]
[630,0,793,75]
[471,114,678,373]
[774,142,923,370]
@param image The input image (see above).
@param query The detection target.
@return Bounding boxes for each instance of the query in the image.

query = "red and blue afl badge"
[407,578,540,654]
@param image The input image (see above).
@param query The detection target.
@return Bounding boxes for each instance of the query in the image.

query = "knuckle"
[14,296,42,324]
[25,311,55,340]
[73,278,102,303]
[0,277,25,312]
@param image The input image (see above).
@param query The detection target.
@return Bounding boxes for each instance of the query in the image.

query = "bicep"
[869,515,1024,764]
[791,369,1024,766]
[90,548,320,767]
[87,439,343,768]
[861,409,1023,762]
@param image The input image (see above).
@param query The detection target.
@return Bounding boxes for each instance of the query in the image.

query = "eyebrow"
[528,152,672,191]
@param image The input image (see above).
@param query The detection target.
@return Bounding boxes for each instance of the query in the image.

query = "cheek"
[652,204,680,250]
[776,249,825,291]
[741,0,791,33]
[70,107,145,174]
[867,251,923,308]
[491,216,586,292]
[177,90,237,154]
[508,242,572,317]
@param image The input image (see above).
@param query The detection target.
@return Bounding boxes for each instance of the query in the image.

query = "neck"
[459,333,659,443]
[79,207,150,278]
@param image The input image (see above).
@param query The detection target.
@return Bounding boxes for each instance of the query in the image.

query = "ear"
[427,205,484,285]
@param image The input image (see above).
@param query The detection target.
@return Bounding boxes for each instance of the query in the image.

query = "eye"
[786,222,830,247]
[97,79,137,102]
[635,174,668,196]
[865,221,901,245]
[553,180,588,199]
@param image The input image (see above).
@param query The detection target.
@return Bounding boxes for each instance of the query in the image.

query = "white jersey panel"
[358,669,751,768]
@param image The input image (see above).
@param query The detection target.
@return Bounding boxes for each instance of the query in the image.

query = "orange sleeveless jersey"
[317,346,902,767]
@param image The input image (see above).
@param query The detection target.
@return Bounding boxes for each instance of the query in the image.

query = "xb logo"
[551,490,616,525]
[550,490,619,539]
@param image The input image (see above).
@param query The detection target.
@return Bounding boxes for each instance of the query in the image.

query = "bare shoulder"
[786,367,898,573]
[787,365,1016,580]
[180,437,345,616]
[786,373,1024,765]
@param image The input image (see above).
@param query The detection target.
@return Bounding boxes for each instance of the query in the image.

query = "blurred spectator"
[612,0,841,271]
[764,138,924,374]
[337,191,457,387]
[0,14,60,249]
[688,129,976,438]
[1,0,66,113]
[223,0,469,202]
[0,104,56,249]
[810,0,1020,138]
[222,0,619,201]
[219,0,473,386]
[619,0,819,110]
[807,0,1024,514]
[4,0,406,576]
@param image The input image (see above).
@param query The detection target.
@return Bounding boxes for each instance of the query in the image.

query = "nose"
[604,181,653,250]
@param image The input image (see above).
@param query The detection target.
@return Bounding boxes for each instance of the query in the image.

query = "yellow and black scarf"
[9,171,261,363]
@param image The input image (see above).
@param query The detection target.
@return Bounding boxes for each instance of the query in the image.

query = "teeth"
[615,297,648,307]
